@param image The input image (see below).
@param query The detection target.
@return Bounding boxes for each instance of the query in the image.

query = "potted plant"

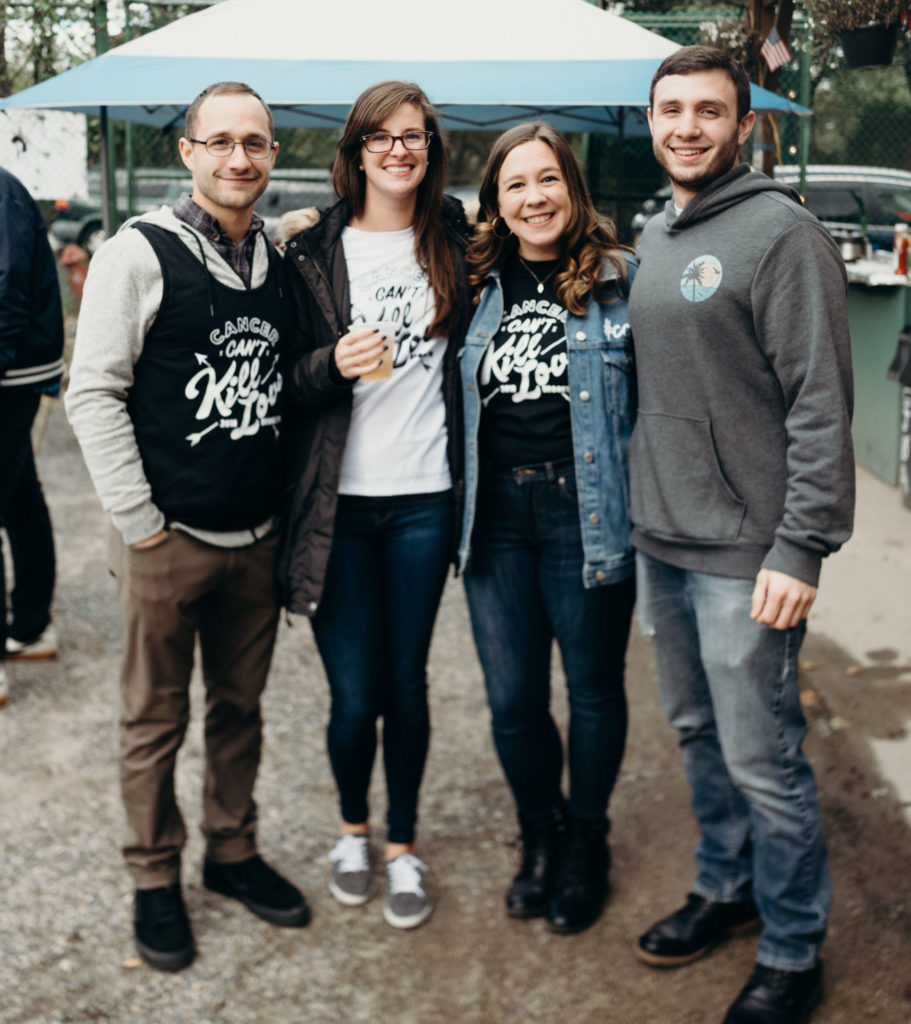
[803,0,905,68]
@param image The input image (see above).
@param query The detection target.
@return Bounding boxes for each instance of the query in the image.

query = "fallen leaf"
[800,660,819,671]
[845,665,864,676]
[830,716,853,730]
[800,689,821,708]
[123,957,142,969]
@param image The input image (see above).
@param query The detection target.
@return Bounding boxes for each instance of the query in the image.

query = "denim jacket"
[457,254,637,588]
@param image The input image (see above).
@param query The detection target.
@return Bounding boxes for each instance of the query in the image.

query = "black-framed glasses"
[188,135,276,159]
[360,130,433,153]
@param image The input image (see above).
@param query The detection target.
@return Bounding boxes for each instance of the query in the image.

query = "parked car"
[48,197,108,255]
[630,165,911,250]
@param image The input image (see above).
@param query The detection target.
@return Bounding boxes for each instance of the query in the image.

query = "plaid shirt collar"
[172,193,264,287]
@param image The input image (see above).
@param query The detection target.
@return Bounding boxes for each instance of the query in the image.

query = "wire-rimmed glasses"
[188,135,276,159]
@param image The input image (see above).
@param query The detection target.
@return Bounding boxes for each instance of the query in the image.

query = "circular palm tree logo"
[680,255,723,303]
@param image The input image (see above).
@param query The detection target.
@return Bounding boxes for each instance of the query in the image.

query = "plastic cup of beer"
[350,321,394,382]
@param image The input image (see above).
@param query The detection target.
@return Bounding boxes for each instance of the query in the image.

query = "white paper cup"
[350,321,394,381]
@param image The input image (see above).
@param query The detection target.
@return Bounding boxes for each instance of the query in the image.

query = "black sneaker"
[723,961,823,1024]
[203,854,310,927]
[134,882,195,971]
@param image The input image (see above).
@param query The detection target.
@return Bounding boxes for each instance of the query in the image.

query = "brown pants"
[108,527,280,889]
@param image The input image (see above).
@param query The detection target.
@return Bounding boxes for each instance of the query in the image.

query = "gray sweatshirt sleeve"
[64,228,166,545]
[752,220,855,584]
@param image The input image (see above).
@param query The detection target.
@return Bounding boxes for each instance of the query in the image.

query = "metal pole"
[93,2,117,236]
[99,105,113,237]
[799,24,812,196]
[124,3,134,216]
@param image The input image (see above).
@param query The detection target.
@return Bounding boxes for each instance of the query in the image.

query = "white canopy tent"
[0,0,808,230]
[0,0,806,131]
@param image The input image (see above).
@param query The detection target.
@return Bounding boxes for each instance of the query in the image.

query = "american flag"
[760,25,792,71]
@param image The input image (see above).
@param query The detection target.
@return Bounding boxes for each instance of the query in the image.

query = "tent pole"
[615,106,626,242]
[99,105,114,237]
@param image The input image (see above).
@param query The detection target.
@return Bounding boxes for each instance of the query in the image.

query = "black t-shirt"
[478,252,573,467]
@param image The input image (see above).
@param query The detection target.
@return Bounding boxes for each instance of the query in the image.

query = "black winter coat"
[0,167,64,387]
[278,196,471,616]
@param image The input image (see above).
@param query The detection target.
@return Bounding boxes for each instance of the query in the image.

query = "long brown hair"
[467,122,630,314]
[333,80,460,339]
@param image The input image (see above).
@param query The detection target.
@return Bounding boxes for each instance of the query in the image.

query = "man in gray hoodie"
[628,47,854,1024]
[66,81,308,972]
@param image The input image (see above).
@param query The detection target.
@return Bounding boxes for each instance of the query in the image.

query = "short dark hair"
[649,46,752,123]
[185,81,274,140]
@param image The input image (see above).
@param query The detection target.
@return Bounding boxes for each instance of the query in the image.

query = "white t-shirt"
[337,224,451,496]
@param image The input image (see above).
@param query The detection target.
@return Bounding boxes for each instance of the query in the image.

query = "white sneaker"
[384,853,432,929]
[5,625,58,660]
[328,834,372,906]
[0,665,9,707]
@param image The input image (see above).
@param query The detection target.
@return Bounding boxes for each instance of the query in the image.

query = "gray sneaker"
[384,853,432,929]
[328,834,372,906]
[0,665,8,708]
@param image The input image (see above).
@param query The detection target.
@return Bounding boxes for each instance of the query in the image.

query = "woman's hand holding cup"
[334,324,393,381]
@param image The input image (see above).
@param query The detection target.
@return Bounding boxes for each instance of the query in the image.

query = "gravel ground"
[2,402,911,1024]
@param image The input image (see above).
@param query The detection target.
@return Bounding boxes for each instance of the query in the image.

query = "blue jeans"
[311,493,453,845]
[0,390,56,659]
[637,552,831,970]
[463,460,635,825]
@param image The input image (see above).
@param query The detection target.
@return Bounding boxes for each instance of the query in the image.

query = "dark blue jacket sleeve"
[0,176,40,376]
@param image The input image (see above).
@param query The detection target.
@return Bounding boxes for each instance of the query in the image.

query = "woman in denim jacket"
[458,122,636,935]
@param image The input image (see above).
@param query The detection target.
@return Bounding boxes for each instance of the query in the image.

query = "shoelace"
[386,853,427,895]
[329,835,369,873]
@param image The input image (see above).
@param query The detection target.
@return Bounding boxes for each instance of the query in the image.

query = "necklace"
[518,254,560,294]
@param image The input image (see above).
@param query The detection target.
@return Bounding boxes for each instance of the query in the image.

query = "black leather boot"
[506,809,565,918]
[546,813,609,934]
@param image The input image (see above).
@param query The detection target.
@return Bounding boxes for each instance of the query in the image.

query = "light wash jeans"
[637,552,830,970]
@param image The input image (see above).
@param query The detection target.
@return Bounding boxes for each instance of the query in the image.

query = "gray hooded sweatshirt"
[628,164,854,586]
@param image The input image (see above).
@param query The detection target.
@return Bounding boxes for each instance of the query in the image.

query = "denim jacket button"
[595,569,607,581]
[589,512,600,524]
[579,390,591,402]
[584,452,594,463]
[575,331,586,341]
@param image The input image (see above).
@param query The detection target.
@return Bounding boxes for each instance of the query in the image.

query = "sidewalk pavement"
[1,405,910,1024]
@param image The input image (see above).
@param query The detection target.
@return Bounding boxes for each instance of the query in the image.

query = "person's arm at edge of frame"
[64,229,168,548]
[749,220,855,630]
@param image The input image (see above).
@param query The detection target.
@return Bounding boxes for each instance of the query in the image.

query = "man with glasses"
[66,81,308,972]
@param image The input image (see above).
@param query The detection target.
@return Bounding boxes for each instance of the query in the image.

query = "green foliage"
[811,53,911,166]
[802,0,904,45]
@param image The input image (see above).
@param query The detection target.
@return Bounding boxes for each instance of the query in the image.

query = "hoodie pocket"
[629,411,745,542]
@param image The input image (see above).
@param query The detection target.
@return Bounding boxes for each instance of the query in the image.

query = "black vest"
[129,223,291,531]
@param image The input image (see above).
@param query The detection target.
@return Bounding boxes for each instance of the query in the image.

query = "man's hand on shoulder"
[750,568,817,630]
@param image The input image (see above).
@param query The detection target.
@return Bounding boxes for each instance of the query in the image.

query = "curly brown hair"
[466,122,630,315]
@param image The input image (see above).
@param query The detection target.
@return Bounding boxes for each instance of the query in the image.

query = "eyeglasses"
[360,131,433,153]
[188,135,276,159]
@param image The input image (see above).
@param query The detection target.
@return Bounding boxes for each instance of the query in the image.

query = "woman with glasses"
[278,80,469,929]
[458,122,636,935]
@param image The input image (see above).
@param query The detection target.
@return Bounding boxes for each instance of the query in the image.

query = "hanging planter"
[838,22,900,68]
[804,0,907,67]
